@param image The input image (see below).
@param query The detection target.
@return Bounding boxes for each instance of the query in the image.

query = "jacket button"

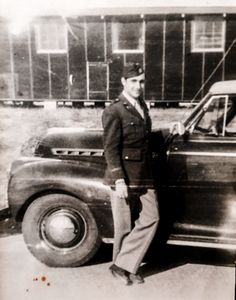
[125,156,129,159]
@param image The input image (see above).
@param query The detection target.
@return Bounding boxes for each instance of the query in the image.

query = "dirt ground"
[0,105,188,209]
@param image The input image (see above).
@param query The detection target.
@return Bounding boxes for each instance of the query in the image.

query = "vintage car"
[7,80,236,267]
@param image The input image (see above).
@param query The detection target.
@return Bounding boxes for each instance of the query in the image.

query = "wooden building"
[1,4,236,106]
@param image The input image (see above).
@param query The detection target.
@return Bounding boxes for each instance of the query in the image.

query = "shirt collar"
[122,91,138,107]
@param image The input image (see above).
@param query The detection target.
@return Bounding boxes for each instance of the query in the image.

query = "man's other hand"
[169,121,185,136]
[115,179,128,199]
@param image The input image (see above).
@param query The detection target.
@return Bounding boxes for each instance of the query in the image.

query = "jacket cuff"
[111,167,125,182]
[115,178,125,184]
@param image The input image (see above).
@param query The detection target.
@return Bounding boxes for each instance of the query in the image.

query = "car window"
[224,97,236,135]
[193,96,227,135]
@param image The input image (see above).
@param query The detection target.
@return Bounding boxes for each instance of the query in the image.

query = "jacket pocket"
[122,148,142,161]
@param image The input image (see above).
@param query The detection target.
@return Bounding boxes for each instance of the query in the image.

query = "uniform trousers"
[110,188,159,274]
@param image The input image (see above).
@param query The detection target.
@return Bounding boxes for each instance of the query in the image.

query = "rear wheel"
[22,194,101,267]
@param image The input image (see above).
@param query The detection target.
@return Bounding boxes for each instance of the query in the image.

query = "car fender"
[8,158,111,221]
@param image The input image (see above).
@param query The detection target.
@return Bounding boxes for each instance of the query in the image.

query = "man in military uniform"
[102,63,159,285]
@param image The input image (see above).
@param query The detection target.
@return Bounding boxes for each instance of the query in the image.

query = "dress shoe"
[109,264,132,285]
[129,273,145,284]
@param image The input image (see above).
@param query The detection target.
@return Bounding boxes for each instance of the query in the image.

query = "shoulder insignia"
[110,98,120,105]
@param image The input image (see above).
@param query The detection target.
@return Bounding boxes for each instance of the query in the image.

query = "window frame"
[191,18,226,53]
[192,95,229,136]
[112,21,144,54]
[35,19,68,54]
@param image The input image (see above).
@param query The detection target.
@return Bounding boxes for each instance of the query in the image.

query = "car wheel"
[22,194,101,267]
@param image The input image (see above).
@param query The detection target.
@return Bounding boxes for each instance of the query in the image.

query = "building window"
[112,22,144,53]
[35,19,68,54]
[191,18,225,53]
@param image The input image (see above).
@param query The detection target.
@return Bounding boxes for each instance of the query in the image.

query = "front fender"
[8,158,111,219]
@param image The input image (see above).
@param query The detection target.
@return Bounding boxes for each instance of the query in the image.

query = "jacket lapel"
[118,93,145,121]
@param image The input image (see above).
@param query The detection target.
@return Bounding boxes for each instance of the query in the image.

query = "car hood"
[35,127,170,159]
[35,128,104,158]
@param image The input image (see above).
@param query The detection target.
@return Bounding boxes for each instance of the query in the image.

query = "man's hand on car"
[169,121,185,136]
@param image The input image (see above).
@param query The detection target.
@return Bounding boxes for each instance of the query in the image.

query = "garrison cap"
[122,63,144,79]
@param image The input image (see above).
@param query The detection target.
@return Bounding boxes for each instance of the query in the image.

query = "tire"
[22,194,101,267]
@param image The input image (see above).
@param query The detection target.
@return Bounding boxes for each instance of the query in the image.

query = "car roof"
[209,80,236,95]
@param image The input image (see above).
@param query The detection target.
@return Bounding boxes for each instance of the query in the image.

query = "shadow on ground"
[0,208,21,236]
[86,240,236,278]
[140,244,236,278]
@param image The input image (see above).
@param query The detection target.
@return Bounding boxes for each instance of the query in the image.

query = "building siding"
[164,19,183,101]
[225,18,236,81]
[0,13,236,104]
[145,20,163,100]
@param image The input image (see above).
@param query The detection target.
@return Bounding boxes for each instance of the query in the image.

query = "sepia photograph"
[0,0,236,299]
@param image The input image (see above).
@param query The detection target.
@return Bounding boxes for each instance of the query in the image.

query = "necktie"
[134,100,144,119]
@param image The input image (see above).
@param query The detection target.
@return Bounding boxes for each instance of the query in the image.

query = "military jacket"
[102,93,154,187]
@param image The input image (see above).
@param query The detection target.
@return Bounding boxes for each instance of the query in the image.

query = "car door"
[166,95,236,246]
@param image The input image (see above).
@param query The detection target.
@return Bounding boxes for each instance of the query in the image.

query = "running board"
[102,237,236,250]
[167,239,236,250]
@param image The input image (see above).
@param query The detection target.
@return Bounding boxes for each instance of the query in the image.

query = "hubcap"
[41,208,86,249]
